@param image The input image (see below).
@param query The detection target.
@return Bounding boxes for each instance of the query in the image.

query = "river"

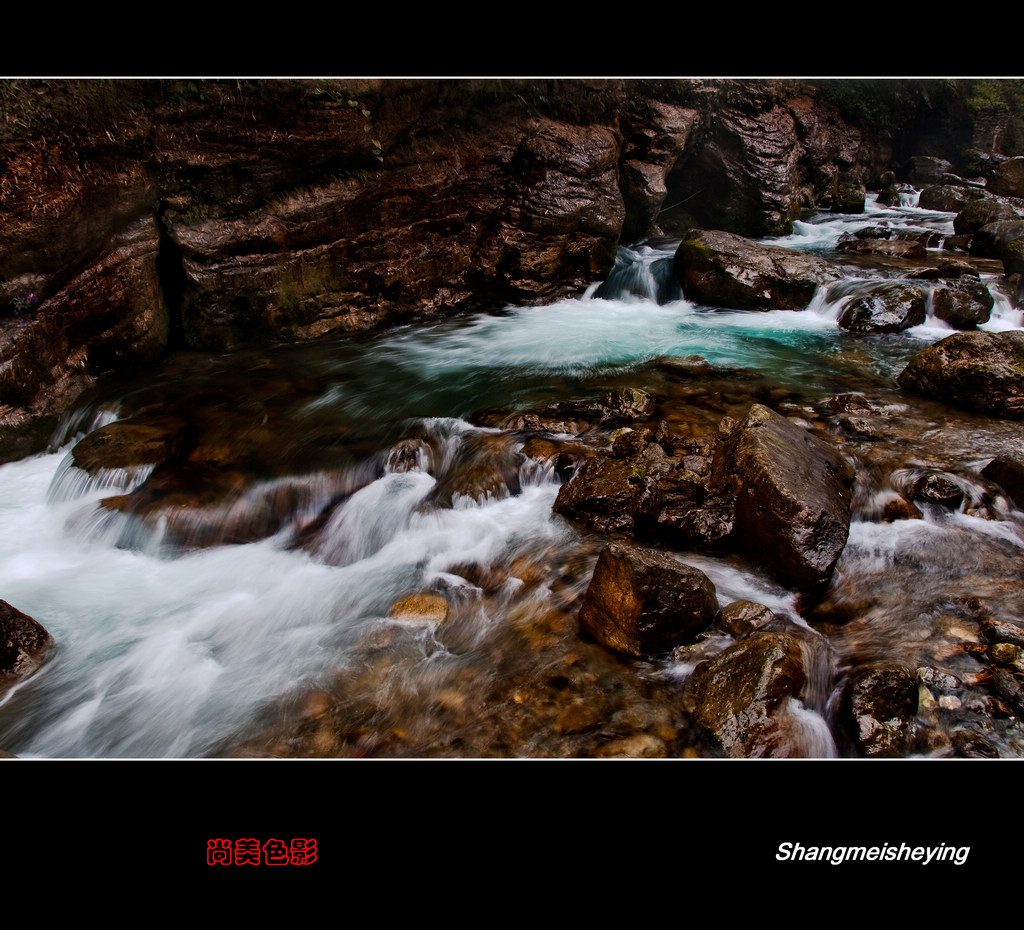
[2,193,1023,758]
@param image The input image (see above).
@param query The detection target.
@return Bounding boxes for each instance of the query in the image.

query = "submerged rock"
[389,593,451,623]
[897,330,1024,418]
[577,542,718,657]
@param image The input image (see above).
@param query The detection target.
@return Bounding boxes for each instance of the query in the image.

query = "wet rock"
[989,156,1024,198]
[988,642,1021,665]
[907,156,952,186]
[425,432,524,508]
[911,473,965,509]
[989,668,1024,715]
[389,593,451,623]
[502,388,654,436]
[979,619,1024,649]
[0,600,53,694]
[0,211,169,463]
[838,664,918,757]
[981,455,1024,508]
[672,229,844,312]
[552,442,669,535]
[710,404,854,591]
[69,414,189,474]
[931,279,994,329]
[906,259,979,280]
[918,184,987,212]
[577,542,718,657]
[385,437,436,474]
[836,282,927,333]
[684,630,806,757]
[716,599,776,639]
[1004,240,1024,277]
[832,179,866,214]
[971,219,1024,262]
[897,330,1024,418]
[881,494,923,522]
[953,198,1020,237]
[836,237,926,259]
[951,728,1000,758]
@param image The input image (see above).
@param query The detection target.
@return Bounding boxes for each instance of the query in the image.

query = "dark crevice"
[155,211,188,352]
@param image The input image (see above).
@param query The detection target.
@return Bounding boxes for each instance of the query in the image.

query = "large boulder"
[907,156,952,186]
[0,600,53,694]
[897,331,1024,418]
[918,184,987,212]
[953,198,1020,237]
[711,404,854,591]
[673,229,844,311]
[577,542,718,657]
[989,156,1024,198]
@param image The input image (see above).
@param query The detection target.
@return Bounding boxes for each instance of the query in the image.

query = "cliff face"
[0,78,989,461]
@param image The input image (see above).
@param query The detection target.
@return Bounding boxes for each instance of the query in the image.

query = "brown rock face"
[0,212,168,461]
[577,543,718,657]
[170,118,625,351]
[711,405,854,591]
[896,330,1024,418]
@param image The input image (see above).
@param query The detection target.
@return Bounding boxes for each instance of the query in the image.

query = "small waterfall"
[592,245,681,305]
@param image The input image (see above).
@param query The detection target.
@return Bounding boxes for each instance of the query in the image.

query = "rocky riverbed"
[3,188,1024,758]
[3,79,1024,759]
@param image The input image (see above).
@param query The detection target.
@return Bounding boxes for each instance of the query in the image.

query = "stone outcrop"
[672,228,844,311]
[897,330,1024,418]
[990,156,1024,198]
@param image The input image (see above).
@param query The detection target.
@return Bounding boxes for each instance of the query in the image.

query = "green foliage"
[962,79,1024,156]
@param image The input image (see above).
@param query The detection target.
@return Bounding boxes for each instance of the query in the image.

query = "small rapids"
[2,196,1024,759]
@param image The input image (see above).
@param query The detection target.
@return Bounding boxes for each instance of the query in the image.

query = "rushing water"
[2,195,1024,758]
